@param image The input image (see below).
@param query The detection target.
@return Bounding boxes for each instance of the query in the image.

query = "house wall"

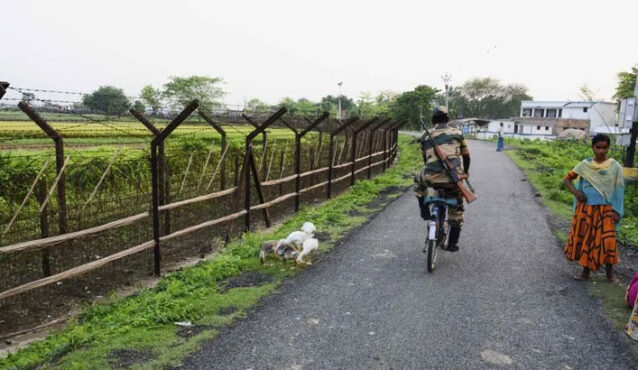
[486,120,516,134]
[529,123,554,135]
[589,103,617,131]
[561,107,590,120]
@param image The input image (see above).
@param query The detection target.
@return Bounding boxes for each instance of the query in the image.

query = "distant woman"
[563,134,624,282]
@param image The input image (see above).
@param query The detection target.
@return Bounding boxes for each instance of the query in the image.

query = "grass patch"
[505,149,572,221]
[590,277,633,330]
[0,135,420,369]
[554,230,568,245]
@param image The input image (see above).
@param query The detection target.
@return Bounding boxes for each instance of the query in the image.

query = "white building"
[520,101,617,132]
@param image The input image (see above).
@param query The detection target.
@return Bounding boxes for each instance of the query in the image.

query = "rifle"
[419,107,477,203]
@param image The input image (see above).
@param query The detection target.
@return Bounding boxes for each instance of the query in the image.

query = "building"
[520,100,616,134]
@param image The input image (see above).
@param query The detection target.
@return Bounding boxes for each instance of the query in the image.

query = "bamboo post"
[351,117,377,186]
[368,119,390,178]
[3,158,51,236]
[381,120,394,171]
[179,153,194,194]
[328,117,358,199]
[198,110,228,190]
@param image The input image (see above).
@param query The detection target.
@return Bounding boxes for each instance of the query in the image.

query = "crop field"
[0,108,397,336]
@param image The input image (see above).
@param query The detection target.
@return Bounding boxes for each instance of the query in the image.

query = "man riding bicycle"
[414,106,471,252]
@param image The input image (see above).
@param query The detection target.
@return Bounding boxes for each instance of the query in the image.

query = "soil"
[217,306,237,316]
[220,271,274,291]
[176,325,213,339]
[107,349,154,369]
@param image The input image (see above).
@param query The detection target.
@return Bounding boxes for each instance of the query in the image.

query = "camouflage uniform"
[414,123,470,227]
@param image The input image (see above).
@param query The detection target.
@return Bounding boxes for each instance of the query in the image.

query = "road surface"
[179,139,637,369]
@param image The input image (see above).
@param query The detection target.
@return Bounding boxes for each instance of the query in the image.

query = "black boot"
[417,197,430,220]
[446,225,461,252]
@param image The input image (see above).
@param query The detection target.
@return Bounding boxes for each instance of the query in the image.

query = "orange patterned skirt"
[564,202,618,271]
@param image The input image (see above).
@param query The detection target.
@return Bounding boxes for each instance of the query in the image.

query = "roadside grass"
[590,277,632,331]
[503,139,637,336]
[504,149,573,221]
[0,135,420,370]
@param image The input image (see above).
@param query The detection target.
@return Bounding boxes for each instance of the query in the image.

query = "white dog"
[285,222,316,249]
[296,238,318,265]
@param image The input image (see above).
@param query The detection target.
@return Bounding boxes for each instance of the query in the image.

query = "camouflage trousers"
[414,170,464,227]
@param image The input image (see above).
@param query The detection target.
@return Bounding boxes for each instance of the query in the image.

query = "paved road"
[179,139,637,369]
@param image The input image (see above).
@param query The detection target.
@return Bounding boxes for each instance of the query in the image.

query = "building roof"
[521,100,615,108]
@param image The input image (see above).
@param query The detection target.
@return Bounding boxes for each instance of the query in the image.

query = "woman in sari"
[563,134,624,282]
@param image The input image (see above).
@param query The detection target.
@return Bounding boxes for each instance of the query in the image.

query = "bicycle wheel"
[426,239,437,273]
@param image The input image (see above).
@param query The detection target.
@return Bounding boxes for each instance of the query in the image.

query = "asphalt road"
[179,139,637,370]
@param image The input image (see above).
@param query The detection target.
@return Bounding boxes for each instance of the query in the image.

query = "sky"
[2,0,638,107]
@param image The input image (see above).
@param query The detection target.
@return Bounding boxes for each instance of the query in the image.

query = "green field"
[0,118,343,247]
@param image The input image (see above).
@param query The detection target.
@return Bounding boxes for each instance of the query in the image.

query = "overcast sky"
[2,0,637,107]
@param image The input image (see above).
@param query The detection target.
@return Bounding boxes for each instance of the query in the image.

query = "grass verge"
[0,135,421,370]
[504,142,635,334]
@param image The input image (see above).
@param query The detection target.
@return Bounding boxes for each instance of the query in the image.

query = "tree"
[245,98,269,112]
[163,76,225,111]
[614,68,637,102]
[82,86,130,116]
[140,85,162,115]
[132,100,146,113]
[319,95,354,117]
[389,85,439,130]
[579,84,598,101]
[460,77,501,118]
[278,97,297,113]
[457,78,531,118]
[295,98,319,116]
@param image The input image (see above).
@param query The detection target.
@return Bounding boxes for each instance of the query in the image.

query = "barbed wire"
[8,85,139,100]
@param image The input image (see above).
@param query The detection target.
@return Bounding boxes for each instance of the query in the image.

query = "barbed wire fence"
[0,81,405,337]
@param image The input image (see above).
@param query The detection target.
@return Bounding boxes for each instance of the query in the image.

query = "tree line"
[77,68,637,130]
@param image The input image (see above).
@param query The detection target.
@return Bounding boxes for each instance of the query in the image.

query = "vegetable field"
[0,101,404,337]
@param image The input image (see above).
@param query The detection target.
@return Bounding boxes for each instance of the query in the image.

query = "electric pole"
[623,70,638,168]
[441,73,452,111]
[337,82,343,122]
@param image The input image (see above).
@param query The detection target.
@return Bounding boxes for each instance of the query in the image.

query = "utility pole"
[623,70,638,168]
[337,82,343,122]
[441,73,452,111]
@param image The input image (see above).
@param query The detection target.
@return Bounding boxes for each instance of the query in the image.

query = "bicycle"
[422,191,458,273]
